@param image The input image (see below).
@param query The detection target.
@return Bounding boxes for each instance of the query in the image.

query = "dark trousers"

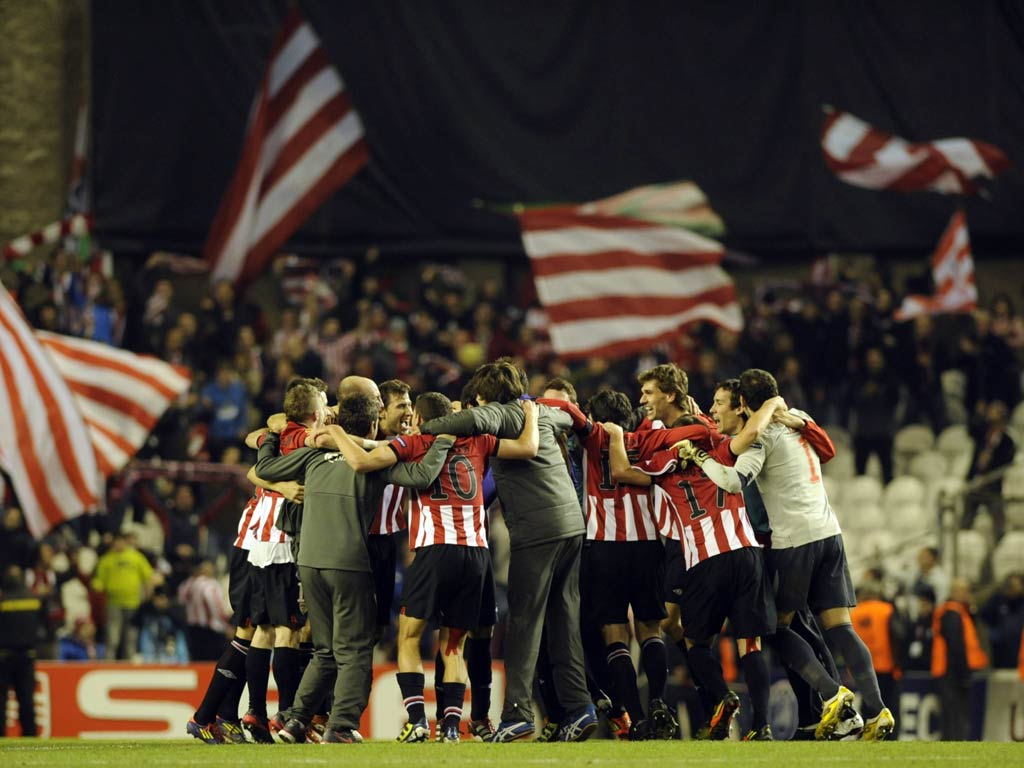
[0,650,37,737]
[939,675,972,741]
[853,435,894,483]
[502,535,590,722]
[288,566,375,731]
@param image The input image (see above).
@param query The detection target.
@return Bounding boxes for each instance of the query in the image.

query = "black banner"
[91,0,1024,258]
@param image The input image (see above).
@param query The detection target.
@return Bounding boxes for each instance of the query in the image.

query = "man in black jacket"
[0,565,40,737]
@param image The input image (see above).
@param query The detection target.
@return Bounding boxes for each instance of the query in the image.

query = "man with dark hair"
[696,368,894,740]
[708,379,851,740]
[254,393,455,745]
[605,407,777,742]
[326,391,539,743]
[539,388,671,740]
[237,380,326,743]
[419,360,598,742]
[637,364,690,427]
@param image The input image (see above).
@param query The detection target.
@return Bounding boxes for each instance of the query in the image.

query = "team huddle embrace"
[186,358,896,745]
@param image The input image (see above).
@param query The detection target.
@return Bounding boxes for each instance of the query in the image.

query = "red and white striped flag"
[204,6,369,285]
[895,210,977,321]
[519,184,742,360]
[36,332,192,478]
[0,284,102,538]
[821,108,1010,195]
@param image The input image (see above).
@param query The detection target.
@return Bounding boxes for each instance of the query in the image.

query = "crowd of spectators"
[1,245,1022,676]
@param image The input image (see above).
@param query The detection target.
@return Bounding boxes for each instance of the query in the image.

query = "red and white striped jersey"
[634,439,758,571]
[389,433,498,549]
[233,494,260,550]
[368,482,407,536]
[177,573,231,633]
[246,421,306,563]
[580,424,658,541]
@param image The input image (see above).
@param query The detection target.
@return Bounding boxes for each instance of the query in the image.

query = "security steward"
[0,565,41,737]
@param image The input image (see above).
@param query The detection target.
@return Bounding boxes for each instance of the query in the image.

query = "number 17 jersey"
[634,439,758,571]
[388,433,498,550]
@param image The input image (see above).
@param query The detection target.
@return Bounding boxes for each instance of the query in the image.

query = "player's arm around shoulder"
[383,434,455,488]
[497,399,539,459]
[604,422,652,487]
[730,395,787,455]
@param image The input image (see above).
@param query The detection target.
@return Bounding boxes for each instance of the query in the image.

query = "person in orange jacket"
[851,581,905,737]
[931,579,988,741]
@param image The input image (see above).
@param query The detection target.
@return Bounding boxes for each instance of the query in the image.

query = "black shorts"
[477,555,498,628]
[249,562,305,630]
[368,533,397,627]
[679,547,776,642]
[587,540,667,625]
[228,546,254,628]
[401,545,490,630]
[663,537,686,604]
[767,534,856,615]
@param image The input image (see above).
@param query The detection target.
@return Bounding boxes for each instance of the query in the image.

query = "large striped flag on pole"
[895,210,977,321]
[518,182,742,361]
[204,5,369,284]
[821,107,1010,195]
[0,284,102,538]
[0,281,192,537]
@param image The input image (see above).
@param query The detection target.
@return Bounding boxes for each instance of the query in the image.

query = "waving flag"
[204,6,368,284]
[36,333,192,478]
[895,211,977,320]
[0,279,191,537]
[518,183,742,361]
[0,284,102,538]
[821,108,1009,195]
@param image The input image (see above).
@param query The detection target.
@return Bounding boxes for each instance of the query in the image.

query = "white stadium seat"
[1003,465,1024,530]
[936,425,973,478]
[954,530,989,584]
[843,475,883,509]
[992,532,1024,582]
[909,450,948,483]
[882,476,926,513]
[894,424,936,475]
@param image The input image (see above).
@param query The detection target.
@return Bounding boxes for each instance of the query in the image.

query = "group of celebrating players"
[185,356,897,745]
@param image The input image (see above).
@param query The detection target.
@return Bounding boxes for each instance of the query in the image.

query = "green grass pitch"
[0,739,1017,768]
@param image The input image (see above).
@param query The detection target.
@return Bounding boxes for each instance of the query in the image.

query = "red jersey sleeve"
[387,433,432,463]
[536,398,589,433]
[800,420,836,464]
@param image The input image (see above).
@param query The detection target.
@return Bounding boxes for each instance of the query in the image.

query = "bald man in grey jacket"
[420,361,595,741]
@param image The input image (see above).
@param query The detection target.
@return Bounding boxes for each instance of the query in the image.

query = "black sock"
[792,612,839,681]
[245,646,272,717]
[397,672,426,723]
[677,640,715,723]
[442,682,466,729]
[685,644,729,703]
[466,637,492,721]
[195,635,248,723]
[825,624,884,717]
[640,637,668,702]
[740,650,771,730]
[605,642,644,724]
[774,626,840,700]
[434,650,445,723]
[273,647,302,713]
[784,659,819,726]
[297,641,314,680]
